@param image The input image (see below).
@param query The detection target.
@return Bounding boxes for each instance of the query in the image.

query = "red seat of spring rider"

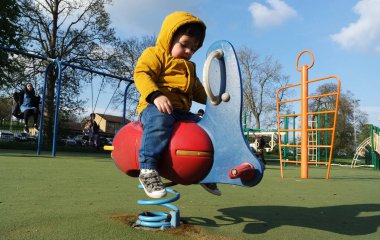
[111,121,214,185]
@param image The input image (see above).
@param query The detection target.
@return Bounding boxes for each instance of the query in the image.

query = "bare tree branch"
[238,46,290,129]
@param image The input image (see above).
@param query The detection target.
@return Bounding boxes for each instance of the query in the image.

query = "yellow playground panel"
[276,50,341,179]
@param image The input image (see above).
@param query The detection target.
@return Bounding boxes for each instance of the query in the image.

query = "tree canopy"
[0,0,24,87]
[237,46,290,129]
[13,0,117,142]
[310,83,368,155]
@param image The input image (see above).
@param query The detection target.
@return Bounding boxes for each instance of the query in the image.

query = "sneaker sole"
[138,178,167,199]
[200,184,222,196]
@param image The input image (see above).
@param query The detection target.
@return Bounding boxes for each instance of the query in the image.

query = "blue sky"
[105,0,380,125]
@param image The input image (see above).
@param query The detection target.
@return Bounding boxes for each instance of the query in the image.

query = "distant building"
[93,113,129,135]
[60,113,129,138]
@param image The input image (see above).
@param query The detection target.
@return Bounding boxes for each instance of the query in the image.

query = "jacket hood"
[156,11,206,53]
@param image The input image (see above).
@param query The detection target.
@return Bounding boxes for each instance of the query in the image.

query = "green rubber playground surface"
[1,150,379,240]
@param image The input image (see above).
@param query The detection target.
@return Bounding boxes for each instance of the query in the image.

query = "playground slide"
[351,137,372,168]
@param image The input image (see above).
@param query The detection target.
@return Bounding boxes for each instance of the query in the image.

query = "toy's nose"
[229,163,255,181]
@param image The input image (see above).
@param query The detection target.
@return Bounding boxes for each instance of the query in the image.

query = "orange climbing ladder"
[276,50,341,179]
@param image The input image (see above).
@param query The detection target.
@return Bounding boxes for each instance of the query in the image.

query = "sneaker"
[200,183,222,196]
[33,124,39,131]
[139,169,167,198]
[24,125,29,133]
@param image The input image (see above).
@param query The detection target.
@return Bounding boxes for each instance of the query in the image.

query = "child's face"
[27,83,33,91]
[171,34,199,61]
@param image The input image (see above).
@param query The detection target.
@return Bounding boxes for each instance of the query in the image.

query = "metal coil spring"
[135,185,180,229]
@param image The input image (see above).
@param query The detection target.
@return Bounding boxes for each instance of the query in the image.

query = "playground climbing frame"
[276,50,341,179]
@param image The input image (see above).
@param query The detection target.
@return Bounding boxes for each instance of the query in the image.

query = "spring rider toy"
[107,40,264,229]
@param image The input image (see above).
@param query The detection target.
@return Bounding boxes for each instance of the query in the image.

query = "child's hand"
[153,95,173,114]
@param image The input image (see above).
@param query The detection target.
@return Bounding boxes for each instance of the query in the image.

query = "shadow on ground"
[184,204,380,235]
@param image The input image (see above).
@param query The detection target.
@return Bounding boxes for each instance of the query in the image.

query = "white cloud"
[330,0,380,53]
[248,0,297,29]
[106,0,203,38]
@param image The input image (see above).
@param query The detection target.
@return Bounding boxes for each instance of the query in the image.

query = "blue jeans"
[138,104,201,169]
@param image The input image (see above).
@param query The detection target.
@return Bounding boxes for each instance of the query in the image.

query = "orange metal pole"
[301,64,309,178]
[276,89,284,178]
[326,77,341,179]
[276,86,294,178]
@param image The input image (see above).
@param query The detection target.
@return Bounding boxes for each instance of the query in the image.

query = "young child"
[134,11,221,198]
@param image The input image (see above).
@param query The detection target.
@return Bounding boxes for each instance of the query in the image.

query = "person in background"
[197,109,205,118]
[19,82,40,133]
[256,136,267,166]
[83,113,99,148]
[83,120,93,146]
[89,113,100,148]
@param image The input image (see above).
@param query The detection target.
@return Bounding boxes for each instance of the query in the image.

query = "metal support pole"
[301,64,309,179]
[353,100,358,149]
[284,117,289,160]
[293,113,296,158]
[317,113,321,163]
[122,82,133,126]
[37,63,53,155]
[324,114,329,163]
[52,60,63,157]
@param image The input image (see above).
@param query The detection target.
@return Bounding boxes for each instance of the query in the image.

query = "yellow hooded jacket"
[134,11,207,115]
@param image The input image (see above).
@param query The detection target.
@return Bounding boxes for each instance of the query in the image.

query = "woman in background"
[19,82,40,133]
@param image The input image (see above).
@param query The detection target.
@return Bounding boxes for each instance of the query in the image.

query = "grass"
[1,150,380,240]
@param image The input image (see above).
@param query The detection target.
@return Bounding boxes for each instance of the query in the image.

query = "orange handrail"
[277,98,301,104]
[308,92,338,100]
[278,113,301,118]
[307,110,336,115]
